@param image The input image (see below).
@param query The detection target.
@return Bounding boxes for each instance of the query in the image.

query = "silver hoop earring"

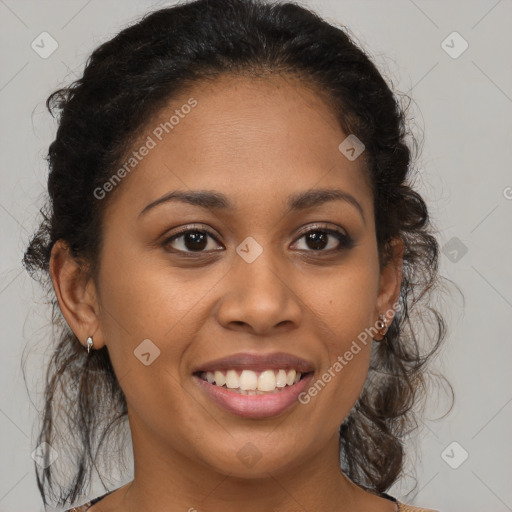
[86,336,94,354]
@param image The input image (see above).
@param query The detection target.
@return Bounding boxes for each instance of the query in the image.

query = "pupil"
[185,232,207,251]
[307,232,327,250]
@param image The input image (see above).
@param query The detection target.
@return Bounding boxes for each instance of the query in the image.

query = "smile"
[193,370,314,419]
[197,368,304,394]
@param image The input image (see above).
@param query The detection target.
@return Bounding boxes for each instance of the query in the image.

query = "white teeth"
[214,370,226,387]
[225,370,239,389]
[276,369,287,388]
[202,368,305,392]
[258,370,276,391]
[239,370,258,390]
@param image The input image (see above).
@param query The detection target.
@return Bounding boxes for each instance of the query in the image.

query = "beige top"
[66,495,439,512]
[398,505,439,512]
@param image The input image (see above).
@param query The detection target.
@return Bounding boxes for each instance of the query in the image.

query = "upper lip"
[192,352,315,374]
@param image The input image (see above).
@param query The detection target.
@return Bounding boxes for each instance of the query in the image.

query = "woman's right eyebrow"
[138,190,233,218]
[138,187,365,225]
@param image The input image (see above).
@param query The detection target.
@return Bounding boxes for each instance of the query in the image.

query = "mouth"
[193,369,314,419]
[191,351,315,418]
[194,368,313,395]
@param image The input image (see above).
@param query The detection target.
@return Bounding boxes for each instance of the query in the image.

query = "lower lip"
[193,373,314,419]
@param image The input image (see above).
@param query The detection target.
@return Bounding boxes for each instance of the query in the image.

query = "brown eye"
[293,226,354,253]
[304,231,330,251]
[163,228,223,253]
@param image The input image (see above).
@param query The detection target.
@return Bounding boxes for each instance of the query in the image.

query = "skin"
[50,74,403,512]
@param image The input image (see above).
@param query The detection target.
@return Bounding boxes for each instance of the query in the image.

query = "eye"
[162,226,223,254]
[292,224,354,253]
[162,223,354,255]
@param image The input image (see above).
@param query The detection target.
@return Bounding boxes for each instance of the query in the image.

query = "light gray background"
[1,1,511,511]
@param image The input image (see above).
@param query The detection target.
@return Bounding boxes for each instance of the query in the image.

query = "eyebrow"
[138,188,366,223]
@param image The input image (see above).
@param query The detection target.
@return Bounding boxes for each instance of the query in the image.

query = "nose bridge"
[238,251,283,300]
[217,241,302,333]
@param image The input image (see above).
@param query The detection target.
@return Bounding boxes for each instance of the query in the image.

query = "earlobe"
[49,240,105,350]
[375,237,404,326]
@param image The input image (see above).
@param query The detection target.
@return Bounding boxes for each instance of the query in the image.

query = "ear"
[49,240,106,350]
[374,236,404,331]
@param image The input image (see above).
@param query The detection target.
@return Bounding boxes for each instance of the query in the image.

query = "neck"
[118,427,364,511]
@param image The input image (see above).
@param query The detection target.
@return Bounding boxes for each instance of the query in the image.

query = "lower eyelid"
[293,230,353,251]
[164,228,353,254]
[163,230,221,251]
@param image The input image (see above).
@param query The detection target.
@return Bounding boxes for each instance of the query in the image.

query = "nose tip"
[216,259,302,335]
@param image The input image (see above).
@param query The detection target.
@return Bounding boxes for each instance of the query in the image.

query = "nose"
[215,250,303,336]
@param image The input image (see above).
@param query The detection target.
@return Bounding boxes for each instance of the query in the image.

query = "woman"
[23,0,450,510]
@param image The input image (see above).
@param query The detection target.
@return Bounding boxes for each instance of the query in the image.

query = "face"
[56,74,402,480]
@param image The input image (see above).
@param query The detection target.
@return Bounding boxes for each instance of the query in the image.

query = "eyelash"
[162,224,355,256]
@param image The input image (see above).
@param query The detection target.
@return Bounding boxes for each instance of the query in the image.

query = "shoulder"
[63,495,438,512]
[63,490,113,512]
[397,501,440,512]
[63,504,92,512]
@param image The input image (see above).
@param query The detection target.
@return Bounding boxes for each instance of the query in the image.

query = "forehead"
[106,74,372,217]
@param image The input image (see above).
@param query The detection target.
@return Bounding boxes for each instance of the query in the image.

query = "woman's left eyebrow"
[138,188,365,224]
[286,188,366,224]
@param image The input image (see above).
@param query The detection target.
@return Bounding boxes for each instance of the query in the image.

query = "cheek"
[303,289,374,431]
[95,253,201,422]
[302,255,378,415]
[312,261,380,352]
[95,244,228,385]
[97,241,208,339]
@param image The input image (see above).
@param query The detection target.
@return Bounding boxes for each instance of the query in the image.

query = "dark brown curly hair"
[22,0,455,508]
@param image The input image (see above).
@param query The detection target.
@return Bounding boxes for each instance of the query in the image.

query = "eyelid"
[291,223,354,252]
[165,224,222,241]
[161,224,224,254]
[294,222,349,238]
[162,222,353,254]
